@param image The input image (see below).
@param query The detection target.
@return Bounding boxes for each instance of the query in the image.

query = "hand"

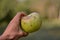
[1,12,28,40]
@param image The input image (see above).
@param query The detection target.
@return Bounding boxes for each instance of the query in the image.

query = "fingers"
[10,12,27,23]
[9,12,27,26]
[18,31,28,37]
[17,12,28,37]
[2,12,28,40]
[17,12,27,19]
[7,12,27,27]
[14,12,27,20]
[4,12,27,33]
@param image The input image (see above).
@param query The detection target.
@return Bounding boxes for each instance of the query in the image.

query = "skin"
[0,12,28,40]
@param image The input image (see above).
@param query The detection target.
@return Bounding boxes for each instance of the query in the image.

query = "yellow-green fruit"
[21,12,42,33]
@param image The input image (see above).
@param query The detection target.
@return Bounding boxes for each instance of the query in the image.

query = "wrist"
[0,35,8,40]
[0,34,14,40]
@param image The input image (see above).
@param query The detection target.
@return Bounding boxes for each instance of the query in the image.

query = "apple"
[21,12,42,33]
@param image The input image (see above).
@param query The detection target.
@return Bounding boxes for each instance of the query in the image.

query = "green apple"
[21,12,42,33]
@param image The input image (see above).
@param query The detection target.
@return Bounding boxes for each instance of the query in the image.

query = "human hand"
[0,12,28,40]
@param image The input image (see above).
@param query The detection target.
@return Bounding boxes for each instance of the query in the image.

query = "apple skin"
[21,12,42,33]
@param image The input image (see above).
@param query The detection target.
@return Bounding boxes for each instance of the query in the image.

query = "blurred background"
[0,0,60,40]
